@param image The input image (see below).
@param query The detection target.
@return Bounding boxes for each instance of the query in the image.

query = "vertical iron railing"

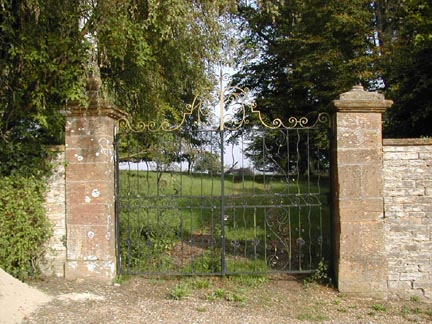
[114,134,122,276]
[219,130,227,275]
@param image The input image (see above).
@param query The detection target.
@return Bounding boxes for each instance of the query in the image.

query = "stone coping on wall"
[61,102,129,121]
[383,138,432,146]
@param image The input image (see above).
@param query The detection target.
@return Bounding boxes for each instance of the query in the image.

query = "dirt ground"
[0,269,52,324]
[13,274,431,324]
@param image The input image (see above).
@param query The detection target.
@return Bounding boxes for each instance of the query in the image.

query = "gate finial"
[219,67,225,131]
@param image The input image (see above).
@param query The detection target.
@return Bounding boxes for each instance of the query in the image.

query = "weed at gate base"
[206,287,246,304]
[112,274,131,285]
[191,278,211,289]
[371,303,387,312]
[228,274,268,287]
[168,283,190,300]
[302,259,332,288]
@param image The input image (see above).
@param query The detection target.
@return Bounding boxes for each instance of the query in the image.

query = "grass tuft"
[168,283,190,300]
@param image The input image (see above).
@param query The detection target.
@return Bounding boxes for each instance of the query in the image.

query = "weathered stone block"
[338,258,387,282]
[65,146,114,164]
[334,148,381,165]
[399,271,428,281]
[65,260,116,283]
[362,164,383,197]
[387,280,413,291]
[66,162,114,181]
[336,165,361,199]
[336,128,381,149]
[65,116,117,137]
[419,152,432,159]
[66,181,114,206]
[335,112,384,130]
[339,221,386,258]
[67,203,114,225]
[384,152,419,160]
[66,225,115,261]
[338,199,384,221]
[338,280,388,298]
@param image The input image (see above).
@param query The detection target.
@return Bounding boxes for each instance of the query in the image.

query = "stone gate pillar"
[332,85,393,298]
[64,77,127,282]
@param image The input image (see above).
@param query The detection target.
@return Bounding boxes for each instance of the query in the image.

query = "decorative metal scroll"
[118,72,331,133]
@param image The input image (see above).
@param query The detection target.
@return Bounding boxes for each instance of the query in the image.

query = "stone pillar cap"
[61,76,129,120]
[332,85,393,113]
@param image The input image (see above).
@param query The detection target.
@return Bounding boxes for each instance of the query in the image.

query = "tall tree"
[234,0,432,138]
[379,0,432,137]
[0,0,88,174]
[233,0,377,120]
[0,0,236,175]
[93,0,236,121]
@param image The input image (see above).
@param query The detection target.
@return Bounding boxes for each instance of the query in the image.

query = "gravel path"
[14,275,432,324]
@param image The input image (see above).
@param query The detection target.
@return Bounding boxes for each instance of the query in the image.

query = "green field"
[117,170,331,275]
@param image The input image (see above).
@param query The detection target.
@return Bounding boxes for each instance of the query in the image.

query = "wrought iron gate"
[115,81,331,276]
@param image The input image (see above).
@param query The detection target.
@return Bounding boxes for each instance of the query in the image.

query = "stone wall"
[383,138,432,300]
[42,146,66,277]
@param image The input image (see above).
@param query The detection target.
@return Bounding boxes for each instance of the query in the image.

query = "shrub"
[0,175,52,279]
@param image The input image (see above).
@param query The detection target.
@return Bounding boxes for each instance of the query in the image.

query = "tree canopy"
[378,0,432,137]
[1,0,85,174]
[0,0,236,175]
[232,0,378,119]
[233,0,432,138]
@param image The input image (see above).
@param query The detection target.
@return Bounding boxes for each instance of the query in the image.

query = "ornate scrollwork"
[118,71,331,133]
[251,110,330,130]
[265,208,292,270]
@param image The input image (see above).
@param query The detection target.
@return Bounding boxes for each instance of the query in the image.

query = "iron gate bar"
[119,202,325,209]
[115,134,121,275]
[220,130,227,275]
